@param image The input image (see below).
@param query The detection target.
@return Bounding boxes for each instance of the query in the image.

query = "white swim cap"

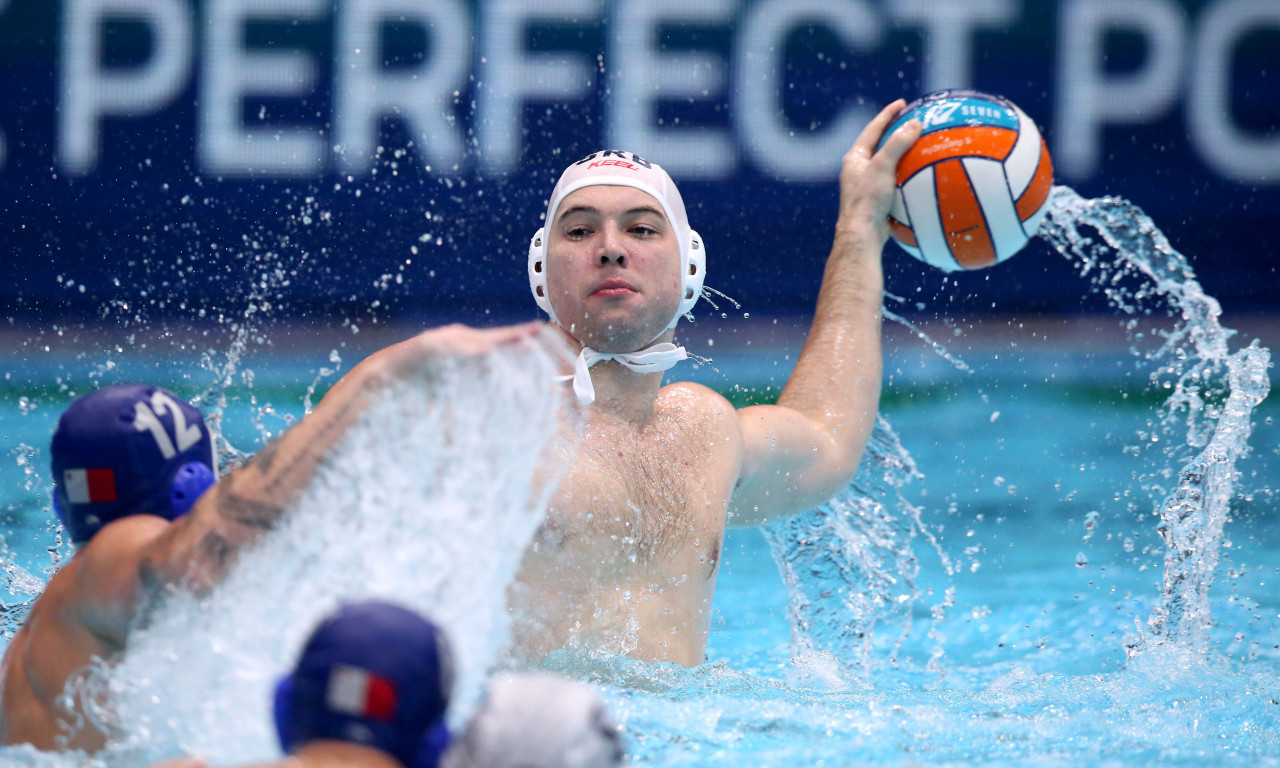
[442,673,626,768]
[528,150,706,333]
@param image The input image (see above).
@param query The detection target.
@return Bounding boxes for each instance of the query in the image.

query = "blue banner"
[1,0,1276,328]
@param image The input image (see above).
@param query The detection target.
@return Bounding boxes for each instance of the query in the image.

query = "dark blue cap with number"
[51,383,217,544]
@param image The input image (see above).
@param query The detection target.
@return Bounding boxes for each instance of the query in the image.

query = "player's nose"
[598,224,626,266]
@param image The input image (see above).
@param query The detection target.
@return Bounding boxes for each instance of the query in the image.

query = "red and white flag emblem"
[326,665,397,721]
[63,468,117,505]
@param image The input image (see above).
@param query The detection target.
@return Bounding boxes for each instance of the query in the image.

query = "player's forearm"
[773,101,915,474]
[147,357,390,586]
[217,360,384,529]
[777,227,884,468]
[147,323,544,586]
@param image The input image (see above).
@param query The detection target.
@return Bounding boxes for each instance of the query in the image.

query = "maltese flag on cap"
[63,468,117,505]
[327,665,398,721]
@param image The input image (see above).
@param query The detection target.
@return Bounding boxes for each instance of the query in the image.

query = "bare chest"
[540,411,736,564]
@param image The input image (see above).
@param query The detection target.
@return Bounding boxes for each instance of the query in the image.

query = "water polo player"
[152,622,625,768]
[1,324,539,753]
[505,102,922,666]
[0,383,220,750]
[271,600,454,768]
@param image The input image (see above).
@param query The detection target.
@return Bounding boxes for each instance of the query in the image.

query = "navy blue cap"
[275,601,455,768]
[50,383,216,544]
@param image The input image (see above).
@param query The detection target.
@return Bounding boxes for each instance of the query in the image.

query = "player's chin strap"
[558,342,688,405]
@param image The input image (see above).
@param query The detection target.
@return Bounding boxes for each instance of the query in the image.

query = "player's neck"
[586,358,663,422]
[552,323,672,422]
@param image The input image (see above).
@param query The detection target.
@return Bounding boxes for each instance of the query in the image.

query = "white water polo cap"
[441,673,626,768]
[528,150,706,332]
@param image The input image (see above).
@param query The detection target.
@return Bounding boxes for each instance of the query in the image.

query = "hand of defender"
[835,99,922,249]
[378,321,546,379]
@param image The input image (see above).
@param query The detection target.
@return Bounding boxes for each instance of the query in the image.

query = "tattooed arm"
[136,322,547,589]
[0,323,545,750]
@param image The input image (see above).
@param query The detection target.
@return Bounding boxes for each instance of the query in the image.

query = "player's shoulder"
[74,515,171,589]
[69,515,172,642]
[658,381,736,417]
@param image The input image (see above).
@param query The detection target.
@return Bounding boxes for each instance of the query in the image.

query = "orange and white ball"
[879,90,1054,271]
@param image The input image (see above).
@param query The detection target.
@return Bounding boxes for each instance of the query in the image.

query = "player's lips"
[590,277,638,297]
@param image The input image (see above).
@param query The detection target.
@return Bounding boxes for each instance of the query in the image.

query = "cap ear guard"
[674,228,707,326]
[528,227,556,323]
[169,461,216,519]
[273,673,296,754]
[53,461,215,545]
[413,720,450,768]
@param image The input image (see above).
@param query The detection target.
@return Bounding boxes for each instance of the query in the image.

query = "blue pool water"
[0,188,1276,766]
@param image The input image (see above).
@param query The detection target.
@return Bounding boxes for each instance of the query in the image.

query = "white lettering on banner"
[478,0,602,174]
[606,0,737,179]
[887,0,1020,94]
[1055,0,1187,180]
[200,0,327,176]
[47,0,1280,186]
[60,0,192,175]
[1187,0,1280,183]
[336,0,470,174]
[736,0,881,181]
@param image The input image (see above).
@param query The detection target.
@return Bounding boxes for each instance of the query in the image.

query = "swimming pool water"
[0,189,1276,767]
[1,337,1275,766]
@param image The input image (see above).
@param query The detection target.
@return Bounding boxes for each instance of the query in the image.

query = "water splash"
[883,294,972,374]
[1,185,1273,767]
[1040,186,1270,656]
[188,260,287,472]
[63,333,577,766]
[762,415,954,683]
[761,185,1271,687]
[698,286,742,315]
[302,349,343,416]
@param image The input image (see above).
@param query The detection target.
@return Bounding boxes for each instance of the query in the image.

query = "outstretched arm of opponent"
[71,323,542,645]
[134,323,545,594]
[728,101,920,527]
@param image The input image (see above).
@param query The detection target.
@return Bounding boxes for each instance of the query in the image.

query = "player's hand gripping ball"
[878,90,1054,271]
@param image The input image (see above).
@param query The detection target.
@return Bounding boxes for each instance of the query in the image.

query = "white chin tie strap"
[561,342,689,405]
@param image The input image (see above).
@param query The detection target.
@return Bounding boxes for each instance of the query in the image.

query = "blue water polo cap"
[50,383,217,544]
[275,600,455,768]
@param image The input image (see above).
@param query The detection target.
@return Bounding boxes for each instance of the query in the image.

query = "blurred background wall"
[0,0,1275,333]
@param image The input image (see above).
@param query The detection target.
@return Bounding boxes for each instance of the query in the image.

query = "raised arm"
[729,101,920,527]
[135,322,544,590]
